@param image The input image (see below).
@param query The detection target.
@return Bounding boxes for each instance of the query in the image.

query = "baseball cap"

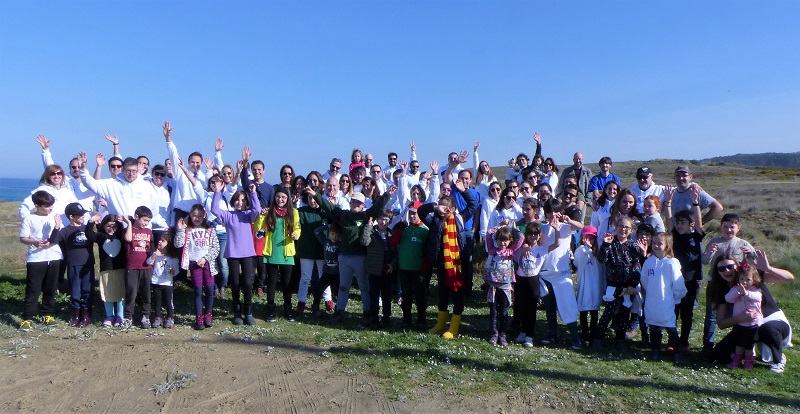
[636,167,652,179]
[65,202,90,217]
[675,165,691,175]
[351,193,366,204]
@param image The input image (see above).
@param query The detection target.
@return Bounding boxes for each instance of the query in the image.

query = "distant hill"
[701,152,800,169]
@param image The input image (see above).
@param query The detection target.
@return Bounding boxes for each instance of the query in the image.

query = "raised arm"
[754,249,795,284]
[214,138,225,170]
[37,135,54,168]
[104,133,121,158]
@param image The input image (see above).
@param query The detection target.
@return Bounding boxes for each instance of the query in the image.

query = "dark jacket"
[418,186,477,264]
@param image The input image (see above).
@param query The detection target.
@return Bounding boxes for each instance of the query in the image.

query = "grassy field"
[2,160,799,412]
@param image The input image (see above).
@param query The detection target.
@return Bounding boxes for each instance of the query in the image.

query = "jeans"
[67,263,94,311]
[215,231,229,288]
[336,254,370,313]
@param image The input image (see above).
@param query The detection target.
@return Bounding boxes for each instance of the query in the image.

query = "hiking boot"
[120,318,132,329]
[70,309,81,327]
[141,317,152,329]
[488,331,499,346]
[164,318,175,329]
[204,313,213,328]
[194,315,205,330]
[498,333,508,347]
[18,320,32,332]
[79,311,92,328]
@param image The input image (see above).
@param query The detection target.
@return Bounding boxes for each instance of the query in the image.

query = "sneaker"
[18,320,32,332]
[488,332,499,346]
[244,315,257,326]
[204,313,213,328]
[42,315,58,326]
[498,334,508,347]
[114,317,124,327]
[120,318,132,329]
[152,317,163,328]
[233,315,244,325]
[571,337,582,350]
[515,332,527,344]
[325,300,336,312]
[523,337,534,348]
[285,310,295,322]
[330,310,344,324]
[540,336,559,345]
[102,317,114,327]
[256,287,264,296]
[770,355,786,374]
[266,313,277,323]
[141,317,152,329]
[194,315,205,330]
[164,318,175,329]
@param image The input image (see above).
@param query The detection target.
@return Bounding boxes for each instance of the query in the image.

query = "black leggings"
[515,276,540,336]
[227,257,255,315]
[267,263,294,311]
[152,284,174,319]
[596,296,630,341]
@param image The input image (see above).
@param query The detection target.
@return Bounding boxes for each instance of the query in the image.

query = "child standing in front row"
[484,225,524,346]
[148,233,180,329]
[640,232,687,363]
[88,213,127,327]
[574,225,603,347]
[513,223,556,348]
[724,264,763,370]
[18,190,63,331]
[175,204,220,330]
[312,223,341,316]
[56,202,97,328]
[122,206,154,329]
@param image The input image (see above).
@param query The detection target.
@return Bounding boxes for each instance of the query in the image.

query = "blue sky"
[2,0,798,181]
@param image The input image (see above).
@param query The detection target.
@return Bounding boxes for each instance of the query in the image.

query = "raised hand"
[453,178,465,192]
[36,135,51,150]
[95,153,106,167]
[753,249,770,272]
[689,183,702,204]
[248,183,256,193]
[474,141,480,152]
[410,141,416,152]
[54,213,63,228]
[399,159,408,172]
[457,150,468,164]
[78,151,88,166]
[242,146,251,162]
[104,134,119,147]
[204,156,214,171]
[212,179,224,192]
[603,232,614,244]
[663,186,675,203]
[386,185,398,195]
[215,138,224,152]
[176,218,186,229]
[236,160,244,173]
[430,160,438,172]
[162,121,172,140]
[533,132,541,144]
[90,213,102,224]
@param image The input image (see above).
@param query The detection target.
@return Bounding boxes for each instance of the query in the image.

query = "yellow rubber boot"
[429,311,449,333]
[442,314,462,339]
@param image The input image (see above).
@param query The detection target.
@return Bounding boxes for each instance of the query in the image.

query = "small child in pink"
[724,264,762,370]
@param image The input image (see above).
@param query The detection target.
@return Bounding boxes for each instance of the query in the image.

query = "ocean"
[0,178,41,203]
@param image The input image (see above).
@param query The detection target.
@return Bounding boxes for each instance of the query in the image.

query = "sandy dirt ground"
[0,326,558,413]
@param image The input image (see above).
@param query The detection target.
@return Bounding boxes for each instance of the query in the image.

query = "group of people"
[17,126,793,373]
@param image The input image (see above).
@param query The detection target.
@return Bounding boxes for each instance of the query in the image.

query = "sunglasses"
[564,193,577,199]
[521,186,531,191]
[490,188,502,193]
[50,171,63,176]
[110,164,123,169]
[153,172,166,177]
[504,195,515,200]
[222,171,233,176]
[330,165,341,170]
[717,264,736,273]
[509,185,518,189]
[441,187,452,192]
[281,171,293,176]
[69,165,80,170]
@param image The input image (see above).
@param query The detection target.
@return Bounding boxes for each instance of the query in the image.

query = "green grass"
[1,160,800,412]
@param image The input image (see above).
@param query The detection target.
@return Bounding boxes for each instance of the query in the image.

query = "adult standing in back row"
[557,152,592,222]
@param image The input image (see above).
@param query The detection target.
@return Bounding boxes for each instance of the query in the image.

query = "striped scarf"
[442,213,462,291]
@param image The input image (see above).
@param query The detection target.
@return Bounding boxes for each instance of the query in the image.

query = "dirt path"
[0,327,555,413]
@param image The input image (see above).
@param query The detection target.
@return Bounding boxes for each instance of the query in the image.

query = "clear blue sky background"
[2,0,798,181]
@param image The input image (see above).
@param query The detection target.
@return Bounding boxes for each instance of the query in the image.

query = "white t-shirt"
[19,213,63,262]
[629,183,666,214]
[186,228,212,262]
[150,256,179,286]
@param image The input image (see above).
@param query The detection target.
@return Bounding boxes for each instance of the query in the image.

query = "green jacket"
[314,191,391,256]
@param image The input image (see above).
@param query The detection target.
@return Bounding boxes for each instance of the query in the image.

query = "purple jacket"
[211,190,261,258]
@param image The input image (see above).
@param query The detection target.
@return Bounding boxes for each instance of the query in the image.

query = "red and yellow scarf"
[442,213,462,291]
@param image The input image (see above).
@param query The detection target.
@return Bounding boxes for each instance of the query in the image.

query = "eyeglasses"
[509,185,518,189]
[504,195,515,200]
[153,172,166,177]
[330,165,341,170]
[50,171,63,176]
[222,171,233,176]
[544,163,553,167]
[110,164,123,169]
[564,193,577,199]
[441,187,452,192]
[521,186,531,191]
[717,264,736,273]
[341,179,350,183]
[490,188,501,193]
[410,164,419,169]
[388,157,397,161]
[69,165,80,170]
[619,226,633,231]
